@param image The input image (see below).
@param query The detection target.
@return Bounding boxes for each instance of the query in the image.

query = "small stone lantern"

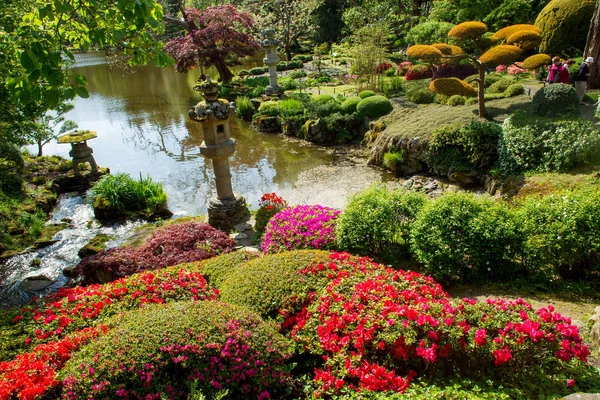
[189,77,249,232]
[57,130,99,176]
[262,29,283,96]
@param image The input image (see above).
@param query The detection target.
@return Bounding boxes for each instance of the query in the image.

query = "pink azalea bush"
[508,62,527,75]
[496,64,507,73]
[260,205,340,254]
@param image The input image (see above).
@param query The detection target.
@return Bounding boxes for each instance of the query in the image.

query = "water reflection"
[41,53,335,215]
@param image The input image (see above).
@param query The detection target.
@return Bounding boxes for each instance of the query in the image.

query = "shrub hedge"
[341,96,362,114]
[532,83,579,117]
[356,95,393,118]
[406,88,435,104]
[358,90,377,99]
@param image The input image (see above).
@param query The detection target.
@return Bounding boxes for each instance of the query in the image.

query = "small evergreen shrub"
[73,222,237,284]
[199,250,260,288]
[257,100,280,117]
[504,83,525,97]
[430,78,477,97]
[447,95,466,106]
[245,76,270,88]
[487,79,515,94]
[356,95,393,118]
[322,112,363,144]
[248,67,266,75]
[406,88,435,104]
[499,109,600,173]
[276,98,304,116]
[383,150,405,173]
[337,186,427,257]
[261,205,340,254]
[90,173,168,220]
[434,93,451,105]
[410,193,522,282]
[313,94,336,104]
[255,192,287,235]
[340,96,362,114]
[234,96,254,120]
[358,90,377,99]
[60,301,293,399]
[384,67,396,77]
[278,76,298,91]
[288,70,307,79]
[532,83,579,117]
[518,187,600,280]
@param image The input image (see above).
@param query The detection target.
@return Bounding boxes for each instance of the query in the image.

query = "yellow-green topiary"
[448,21,488,40]
[431,43,453,55]
[479,45,522,66]
[507,30,542,50]
[522,54,552,70]
[429,78,477,98]
[493,24,541,41]
[406,45,443,61]
[535,0,594,55]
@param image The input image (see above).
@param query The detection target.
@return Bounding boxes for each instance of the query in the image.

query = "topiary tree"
[535,0,594,56]
[407,21,545,118]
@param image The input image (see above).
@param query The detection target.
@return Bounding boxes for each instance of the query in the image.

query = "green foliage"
[447,94,466,106]
[234,96,254,120]
[532,83,579,117]
[429,0,538,30]
[288,70,307,79]
[428,120,502,177]
[199,250,260,288]
[249,67,267,75]
[257,101,280,117]
[60,301,293,399]
[340,96,362,114]
[245,76,270,88]
[465,72,505,89]
[406,21,456,45]
[358,90,376,99]
[384,67,396,77]
[382,150,405,173]
[313,94,336,104]
[518,187,600,280]
[410,192,522,282]
[219,250,332,319]
[336,186,427,257]
[434,93,451,105]
[499,110,600,173]
[406,88,435,104]
[487,79,515,94]
[535,0,595,56]
[90,173,168,220]
[278,77,298,91]
[596,103,600,120]
[276,99,305,116]
[356,95,393,118]
[504,83,525,97]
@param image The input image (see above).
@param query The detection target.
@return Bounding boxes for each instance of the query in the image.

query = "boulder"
[19,274,55,292]
[78,234,114,258]
[255,116,281,133]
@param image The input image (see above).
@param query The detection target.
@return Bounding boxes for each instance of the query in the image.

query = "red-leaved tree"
[164,3,260,83]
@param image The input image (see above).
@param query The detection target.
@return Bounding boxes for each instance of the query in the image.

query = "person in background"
[574,57,594,104]
[560,59,575,84]
[547,56,564,84]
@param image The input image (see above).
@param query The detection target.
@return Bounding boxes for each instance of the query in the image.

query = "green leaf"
[64,87,76,99]
[20,52,35,71]
[48,69,63,86]
[28,70,41,83]
[76,86,89,98]
[46,90,60,108]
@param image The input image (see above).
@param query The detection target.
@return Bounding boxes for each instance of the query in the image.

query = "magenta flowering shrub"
[508,62,527,75]
[60,301,293,399]
[260,205,340,254]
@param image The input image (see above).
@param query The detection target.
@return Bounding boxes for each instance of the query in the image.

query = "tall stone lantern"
[262,29,283,96]
[189,77,249,232]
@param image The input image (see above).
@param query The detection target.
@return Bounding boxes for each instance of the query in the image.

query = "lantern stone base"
[207,194,250,233]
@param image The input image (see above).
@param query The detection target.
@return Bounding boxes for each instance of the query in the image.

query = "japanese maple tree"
[164,3,260,83]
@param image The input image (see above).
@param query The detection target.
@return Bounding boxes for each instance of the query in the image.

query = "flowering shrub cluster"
[496,64,507,72]
[60,301,293,399]
[254,192,287,235]
[287,253,590,397]
[405,64,433,81]
[73,222,236,284]
[432,63,478,80]
[396,61,412,75]
[261,205,340,254]
[375,62,393,74]
[508,62,527,75]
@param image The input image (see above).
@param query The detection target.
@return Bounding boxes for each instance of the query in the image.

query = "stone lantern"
[189,77,249,232]
[57,130,99,176]
[262,29,283,96]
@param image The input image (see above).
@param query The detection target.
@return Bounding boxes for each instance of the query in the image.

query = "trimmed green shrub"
[288,70,307,79]
[504,83,525,97]
[465,72,504,88]
[356,95,393,118]
[256,100,280,117]
[532,83,579,117]
[245,76,270,88]
[199,250,260,288]
[234,96,254,120]
[487,79,514,94]
[447,94,466,106]
[340,96,362,114]
[410,192,522,282]
[219,250,332,319]
[278,76,298,91]
[90,173,168,220]
[518,188,600,280]
[237,69,250,77]
[499,109,600,173]
[383,150,405,173]
[337,186,427,257]
[60,301,293,399]
[322,112,363,144]
[535,0,594,55]
[434,93,451,105]
[248,66,267,75]
[406,88,435,104]
[358,90,377,99]
[276,98,304,116]
[313,94,336,104]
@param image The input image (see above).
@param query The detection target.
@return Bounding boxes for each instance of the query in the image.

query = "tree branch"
[164,15,191,31]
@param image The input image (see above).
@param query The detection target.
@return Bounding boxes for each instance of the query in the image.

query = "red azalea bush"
[73,222,236,284]
[285,253,591,398]
[396,61,413,75]
[376,62,393,74]
[405,64,433,81]
[433,63,478,80]
[60,301,293,399]
[254,192,287,235]
[260,205,340,254]
[0,267,218,362]
[0,327,106,400]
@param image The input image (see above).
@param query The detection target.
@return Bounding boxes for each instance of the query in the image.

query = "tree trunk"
[477,64,488,119]
[37,142,43,157]
[285,45,292,62]
[214,60,234,83]
[584,0,600,89]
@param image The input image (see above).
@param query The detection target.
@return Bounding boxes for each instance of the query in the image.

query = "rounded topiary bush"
[410,192,522,282]
[336,186,428,257]
[532,83,579,117]
[406,88,435,104]
[313,94,336,104]
[249,66,266,75]
[504,83,525,97]
[199,250,260,288]
[429,78,477,97]
[356,95,393,118]
[341,96,362,114]
[358,90,377,99]
[447,94,466,106]
[60,301,293,399]
[487,79,515,94]
[261,205,340,254]
[535,0,594,55]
